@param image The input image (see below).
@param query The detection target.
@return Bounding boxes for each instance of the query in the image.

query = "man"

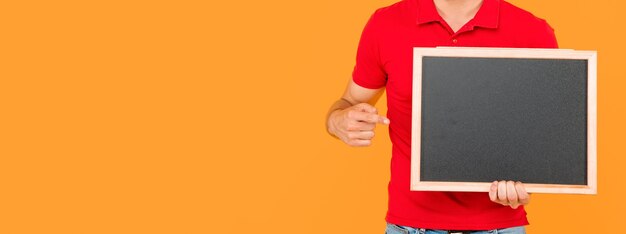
[325,0,558,233]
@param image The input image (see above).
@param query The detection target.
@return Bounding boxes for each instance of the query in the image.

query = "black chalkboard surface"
[410,47,597,194]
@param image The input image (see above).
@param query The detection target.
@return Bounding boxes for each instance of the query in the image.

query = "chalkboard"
[410,47,597,194]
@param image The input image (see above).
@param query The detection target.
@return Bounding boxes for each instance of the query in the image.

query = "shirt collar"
[416,0,500,29]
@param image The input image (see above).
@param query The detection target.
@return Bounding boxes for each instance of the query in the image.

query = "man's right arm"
[326,79,389,147]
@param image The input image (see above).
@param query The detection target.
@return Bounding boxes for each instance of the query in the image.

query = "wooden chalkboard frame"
[411,47,597,194]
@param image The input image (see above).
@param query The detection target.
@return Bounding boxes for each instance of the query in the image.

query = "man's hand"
[489,181,530,209]
[327,103,390,147]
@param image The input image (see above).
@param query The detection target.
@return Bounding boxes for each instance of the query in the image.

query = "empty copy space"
[420,57,587,185]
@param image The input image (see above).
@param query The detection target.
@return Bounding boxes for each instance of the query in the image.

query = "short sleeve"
[352,9,387,89]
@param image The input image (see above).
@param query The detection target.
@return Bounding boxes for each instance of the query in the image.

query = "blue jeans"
[385,223,526,234]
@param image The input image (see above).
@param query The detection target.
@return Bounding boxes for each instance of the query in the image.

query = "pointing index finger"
[365,114,389,125]
[352,111,390,125]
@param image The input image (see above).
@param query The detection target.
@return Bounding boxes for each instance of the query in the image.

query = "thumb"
[353,103,378,114]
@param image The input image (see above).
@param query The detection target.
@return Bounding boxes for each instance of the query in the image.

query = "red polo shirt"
[352,0,558,230]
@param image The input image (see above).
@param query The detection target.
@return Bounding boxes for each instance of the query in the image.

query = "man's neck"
[434,0,483,19]
[433,0,484,33]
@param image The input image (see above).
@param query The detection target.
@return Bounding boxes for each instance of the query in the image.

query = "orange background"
[1,0,624,233]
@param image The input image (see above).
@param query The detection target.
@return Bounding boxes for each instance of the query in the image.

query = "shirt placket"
[438,20,476,46]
